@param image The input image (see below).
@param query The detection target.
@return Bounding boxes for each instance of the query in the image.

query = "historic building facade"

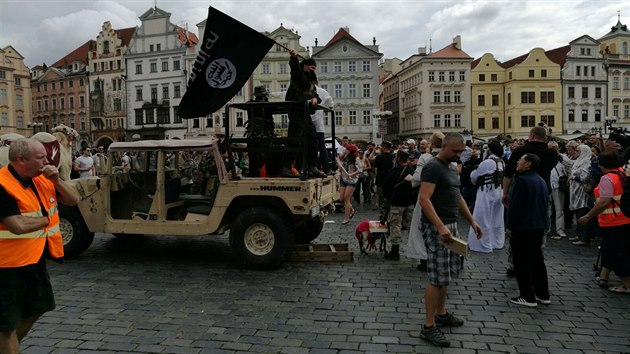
[562,35,607,135]
[312,27,383,143]
[125,6,197,141]
[31,41,92,147]
[398,36,472,139]
[598,17,630,130]
[471,53,507,139]
[0,46,32,137]
[88,21,135,146]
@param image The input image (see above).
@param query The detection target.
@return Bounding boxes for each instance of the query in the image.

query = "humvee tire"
[230,207,294,270]
[59,205,94,258]
[294,218,324,244]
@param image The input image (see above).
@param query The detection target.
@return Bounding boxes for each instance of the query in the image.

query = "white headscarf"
[571,144,592,174]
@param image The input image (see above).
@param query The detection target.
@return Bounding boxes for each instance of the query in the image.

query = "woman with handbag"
[569,144,594,246]
[549,142,568,239]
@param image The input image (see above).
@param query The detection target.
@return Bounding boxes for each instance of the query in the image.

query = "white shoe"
[510,297,537,307]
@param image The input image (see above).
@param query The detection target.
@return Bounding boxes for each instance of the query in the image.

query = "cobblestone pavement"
[22,203,630,353]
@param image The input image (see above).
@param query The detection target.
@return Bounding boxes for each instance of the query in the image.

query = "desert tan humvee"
[60,138,338,270]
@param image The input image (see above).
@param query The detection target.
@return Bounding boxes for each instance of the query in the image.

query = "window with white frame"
[613,76,619,89]
[174,85,181,98]
[433,91,441,103]
[236,111,244,127]
[1,112,8,126]
[348,83,356,98]
[433,114,441,127]
[150,62,157,73]
[362,83,370,97]
[363,110,371,125]
[334,61,342,72]
[348,61,356,72]
[625,77,630,90]
[280,83,288,93]
[625,105,630,118]
[444,91,450,103]
[335,84,342,98]
[362,60,370,71]
[162,86,169,99]
[349,110,357,125]
[439,71,445,81]
[613,105,619,117]
[281,114,288,128]
[449,71,455,81]
[173,60,180,71]
[454,91,461,103]
[460,71,465,81]
[162,61,169,71]
[279,63,287,74]
[428,71,435,82]
[444,114,451,127]
[320,62,328,73]
[454,114,461,127]
[262,64,270,74]
[335,111,342,126]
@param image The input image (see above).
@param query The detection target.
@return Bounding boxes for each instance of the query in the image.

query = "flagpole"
[274,40,307,60]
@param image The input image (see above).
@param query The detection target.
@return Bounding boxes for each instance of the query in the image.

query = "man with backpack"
[577,151,630,294]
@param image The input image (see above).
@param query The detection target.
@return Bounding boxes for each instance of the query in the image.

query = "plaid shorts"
[421,221,461,286]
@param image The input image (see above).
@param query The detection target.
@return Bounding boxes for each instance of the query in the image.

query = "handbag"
[555,167,569,193]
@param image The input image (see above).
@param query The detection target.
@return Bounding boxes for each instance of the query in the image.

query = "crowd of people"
[339,126,630,347]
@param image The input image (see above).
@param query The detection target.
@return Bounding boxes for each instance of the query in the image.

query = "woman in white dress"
[468,142,505,253]
[405,132,444,269]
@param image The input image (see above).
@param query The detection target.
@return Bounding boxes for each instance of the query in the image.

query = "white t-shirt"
[75,155,94,178]
[310,86,334,133]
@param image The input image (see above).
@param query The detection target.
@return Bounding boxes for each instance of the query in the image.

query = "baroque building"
[0,46,32,137]
[250,25,309,135]
[398,36,472,139]
[562,36,607,135]
[598,16,630,130]
[88,21,135,146]
[125,6,198,141]
[31,41,93,147]
[312,27,383,143]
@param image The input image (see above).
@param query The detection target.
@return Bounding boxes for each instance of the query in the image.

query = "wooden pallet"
[289,243,353,262]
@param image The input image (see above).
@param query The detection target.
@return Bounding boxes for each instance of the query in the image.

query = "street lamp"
[372,110,392,144]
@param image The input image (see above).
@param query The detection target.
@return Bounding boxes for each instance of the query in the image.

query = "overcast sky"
[1,0,629,68]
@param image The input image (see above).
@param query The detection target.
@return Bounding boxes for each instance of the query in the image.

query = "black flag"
[178,7,274,118]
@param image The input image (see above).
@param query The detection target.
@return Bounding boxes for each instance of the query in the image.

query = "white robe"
[468,156,505,253]
[405,152,434,260]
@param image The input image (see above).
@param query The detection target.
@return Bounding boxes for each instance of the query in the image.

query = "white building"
[125,6,198,140]
[312,27,383,143]
[562,35,607,134]
[398,36,472,139]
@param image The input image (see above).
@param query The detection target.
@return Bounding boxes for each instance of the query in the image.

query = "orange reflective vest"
[595,168,630,228]
[0,166,64,267]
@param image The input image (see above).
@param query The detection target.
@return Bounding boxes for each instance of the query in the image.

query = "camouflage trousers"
[377,185,389,219]
[387,205,414,245]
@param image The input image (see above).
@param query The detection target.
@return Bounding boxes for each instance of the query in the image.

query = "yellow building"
[471,47,566,139]
[471,53,507,139]
[0,45,33,137]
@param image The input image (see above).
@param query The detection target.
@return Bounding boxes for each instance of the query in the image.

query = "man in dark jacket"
[373,141,395,218]
[507,153,550,307]
[284,49,325,178]
[383,150,417,260]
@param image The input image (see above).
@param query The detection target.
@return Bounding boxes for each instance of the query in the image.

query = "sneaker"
[509,297,538,307]
[568,237,579,242]
[535,296,551,305]
[550,235,565,240]
[419,325,450,347]
[435,312,464,327]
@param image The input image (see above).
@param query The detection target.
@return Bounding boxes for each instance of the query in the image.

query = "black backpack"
[610,170,630,218]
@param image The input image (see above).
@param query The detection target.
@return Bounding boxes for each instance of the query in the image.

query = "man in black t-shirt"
[418,133,482,348]
[373,141,395,219]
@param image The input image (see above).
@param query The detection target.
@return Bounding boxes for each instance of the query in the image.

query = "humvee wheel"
[230,207,294,270]
[59,205,94,258]
[294,218,324,244]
